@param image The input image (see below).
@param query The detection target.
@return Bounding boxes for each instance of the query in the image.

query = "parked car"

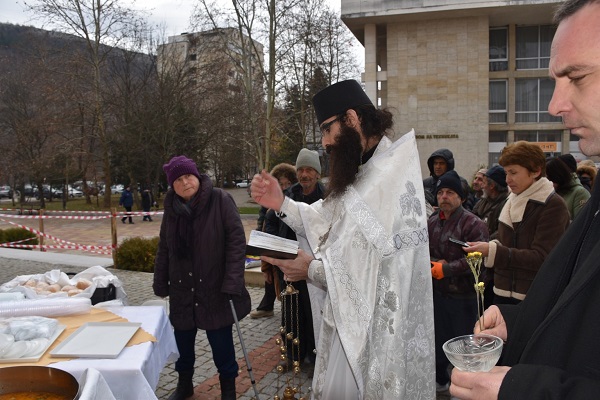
[236,180,250,188]
[68,187,84,198]
[35,185,54,200]
[111,184,124,194]
[52,187,64,197]
[0,186,12,199]
[23,184,36,197]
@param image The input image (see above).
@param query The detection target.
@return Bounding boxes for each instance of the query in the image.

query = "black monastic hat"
[312,80,374,125]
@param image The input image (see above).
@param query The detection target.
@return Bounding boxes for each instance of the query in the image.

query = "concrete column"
[364,23,378,105]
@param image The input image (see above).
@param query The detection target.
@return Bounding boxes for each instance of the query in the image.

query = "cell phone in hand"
[449,237,469,247]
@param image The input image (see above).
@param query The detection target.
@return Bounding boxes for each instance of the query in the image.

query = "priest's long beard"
[326,124,363,198]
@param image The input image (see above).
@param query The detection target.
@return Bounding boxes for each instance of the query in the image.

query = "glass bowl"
[443,333,503,372]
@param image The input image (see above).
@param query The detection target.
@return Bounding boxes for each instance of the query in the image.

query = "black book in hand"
[245,230,298,260]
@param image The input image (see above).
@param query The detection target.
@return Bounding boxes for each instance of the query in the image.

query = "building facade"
[339,0,582,179]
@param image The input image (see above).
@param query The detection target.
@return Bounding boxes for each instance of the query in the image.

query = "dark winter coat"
[422,148,473,208]
[428,206,489,297]
[141,190,153,211]
[558,174,590,220]
[423,149,456,200]
[119,189,134,208]
[472,191,509,239]
[497,181,600,399]
[153,175,250,331]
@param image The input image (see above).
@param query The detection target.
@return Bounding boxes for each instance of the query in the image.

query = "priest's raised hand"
[251,170,285,211]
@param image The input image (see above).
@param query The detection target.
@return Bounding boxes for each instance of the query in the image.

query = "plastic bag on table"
[2,316,59,341]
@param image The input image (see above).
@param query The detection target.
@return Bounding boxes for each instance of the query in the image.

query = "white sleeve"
[279,196,308,238]
[308,259,327,289]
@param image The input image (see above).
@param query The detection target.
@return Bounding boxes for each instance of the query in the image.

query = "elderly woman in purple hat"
[153,155,250,400]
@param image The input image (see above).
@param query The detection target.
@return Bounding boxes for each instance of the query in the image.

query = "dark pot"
[0,366,79,399]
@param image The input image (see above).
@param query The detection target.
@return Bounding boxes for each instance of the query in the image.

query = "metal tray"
[0,324,66,363]
[50,322,141,359]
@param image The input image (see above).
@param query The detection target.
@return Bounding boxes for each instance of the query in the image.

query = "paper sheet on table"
[0,308,156,368]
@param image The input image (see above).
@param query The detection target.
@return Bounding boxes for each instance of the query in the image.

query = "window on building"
[514,130,562,142]
[516,25,556,69]
[489,132,507,142]
[489,80,508,123]
[515,78,562,123]
[490,27,508,71]
[488,132,507,169]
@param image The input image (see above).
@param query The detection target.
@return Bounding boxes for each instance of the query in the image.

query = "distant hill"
[0,22,84,53]
[0,22,153,79]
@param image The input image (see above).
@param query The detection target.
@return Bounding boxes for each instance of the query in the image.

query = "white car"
[236,180,250,188]
[111,184,124,194]
[68,188,84,198]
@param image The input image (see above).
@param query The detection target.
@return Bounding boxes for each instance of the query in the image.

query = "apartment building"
[157,28,265,181]
[339,0,579,179]
[157,28,264,95]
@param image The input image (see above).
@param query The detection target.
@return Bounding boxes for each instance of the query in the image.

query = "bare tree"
[24,0,146,207]
[278,1,361,152]
[191,0,361,172]
[0,43,76,208]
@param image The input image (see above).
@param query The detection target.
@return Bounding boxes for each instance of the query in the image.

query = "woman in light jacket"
[465,141,570,304]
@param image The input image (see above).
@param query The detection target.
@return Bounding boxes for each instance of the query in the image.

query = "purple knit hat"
[163,156,201,187]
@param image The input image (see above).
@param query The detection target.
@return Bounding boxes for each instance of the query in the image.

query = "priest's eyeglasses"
[320,116,342,135]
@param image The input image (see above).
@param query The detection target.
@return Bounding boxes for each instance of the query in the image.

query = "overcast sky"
[1,0,342,37]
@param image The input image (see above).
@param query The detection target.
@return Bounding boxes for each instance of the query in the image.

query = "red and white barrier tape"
[0,208,113,215]
[0,218,80,246]
[0,213,112,220]
[1,237,37,246]
[0,243,113,255]
[117,211,164,216]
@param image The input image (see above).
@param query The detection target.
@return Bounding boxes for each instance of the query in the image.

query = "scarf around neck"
[499,177,554,228]
[171,189,202,258]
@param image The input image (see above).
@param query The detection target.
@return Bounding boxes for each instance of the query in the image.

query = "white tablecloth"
[51,306,179,400]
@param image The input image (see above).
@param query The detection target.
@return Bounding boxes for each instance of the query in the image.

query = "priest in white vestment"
[252,80,435,399]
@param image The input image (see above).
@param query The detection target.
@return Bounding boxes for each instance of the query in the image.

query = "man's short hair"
[554,0,600,23]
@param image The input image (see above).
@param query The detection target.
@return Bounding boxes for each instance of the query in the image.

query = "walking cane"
[229,296,260,399]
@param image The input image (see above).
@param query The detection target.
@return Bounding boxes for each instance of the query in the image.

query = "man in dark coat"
[473,165,509,240]
[119,186,134,224]
[153,155,250,400]
[428,170,489,392]
[265,148,326,365]
[450,1,600,398]
[141,188,154,221]
[423,148,474,209]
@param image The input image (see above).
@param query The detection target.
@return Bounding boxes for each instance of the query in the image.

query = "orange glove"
[431,261,444,280]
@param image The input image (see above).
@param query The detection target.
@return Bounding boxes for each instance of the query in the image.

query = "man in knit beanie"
[264,148,326,364]
[428,170,489,391]
[295,148,322,196]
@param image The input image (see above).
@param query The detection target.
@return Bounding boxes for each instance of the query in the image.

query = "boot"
[167,370,194,400]
[219,376,236,400]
